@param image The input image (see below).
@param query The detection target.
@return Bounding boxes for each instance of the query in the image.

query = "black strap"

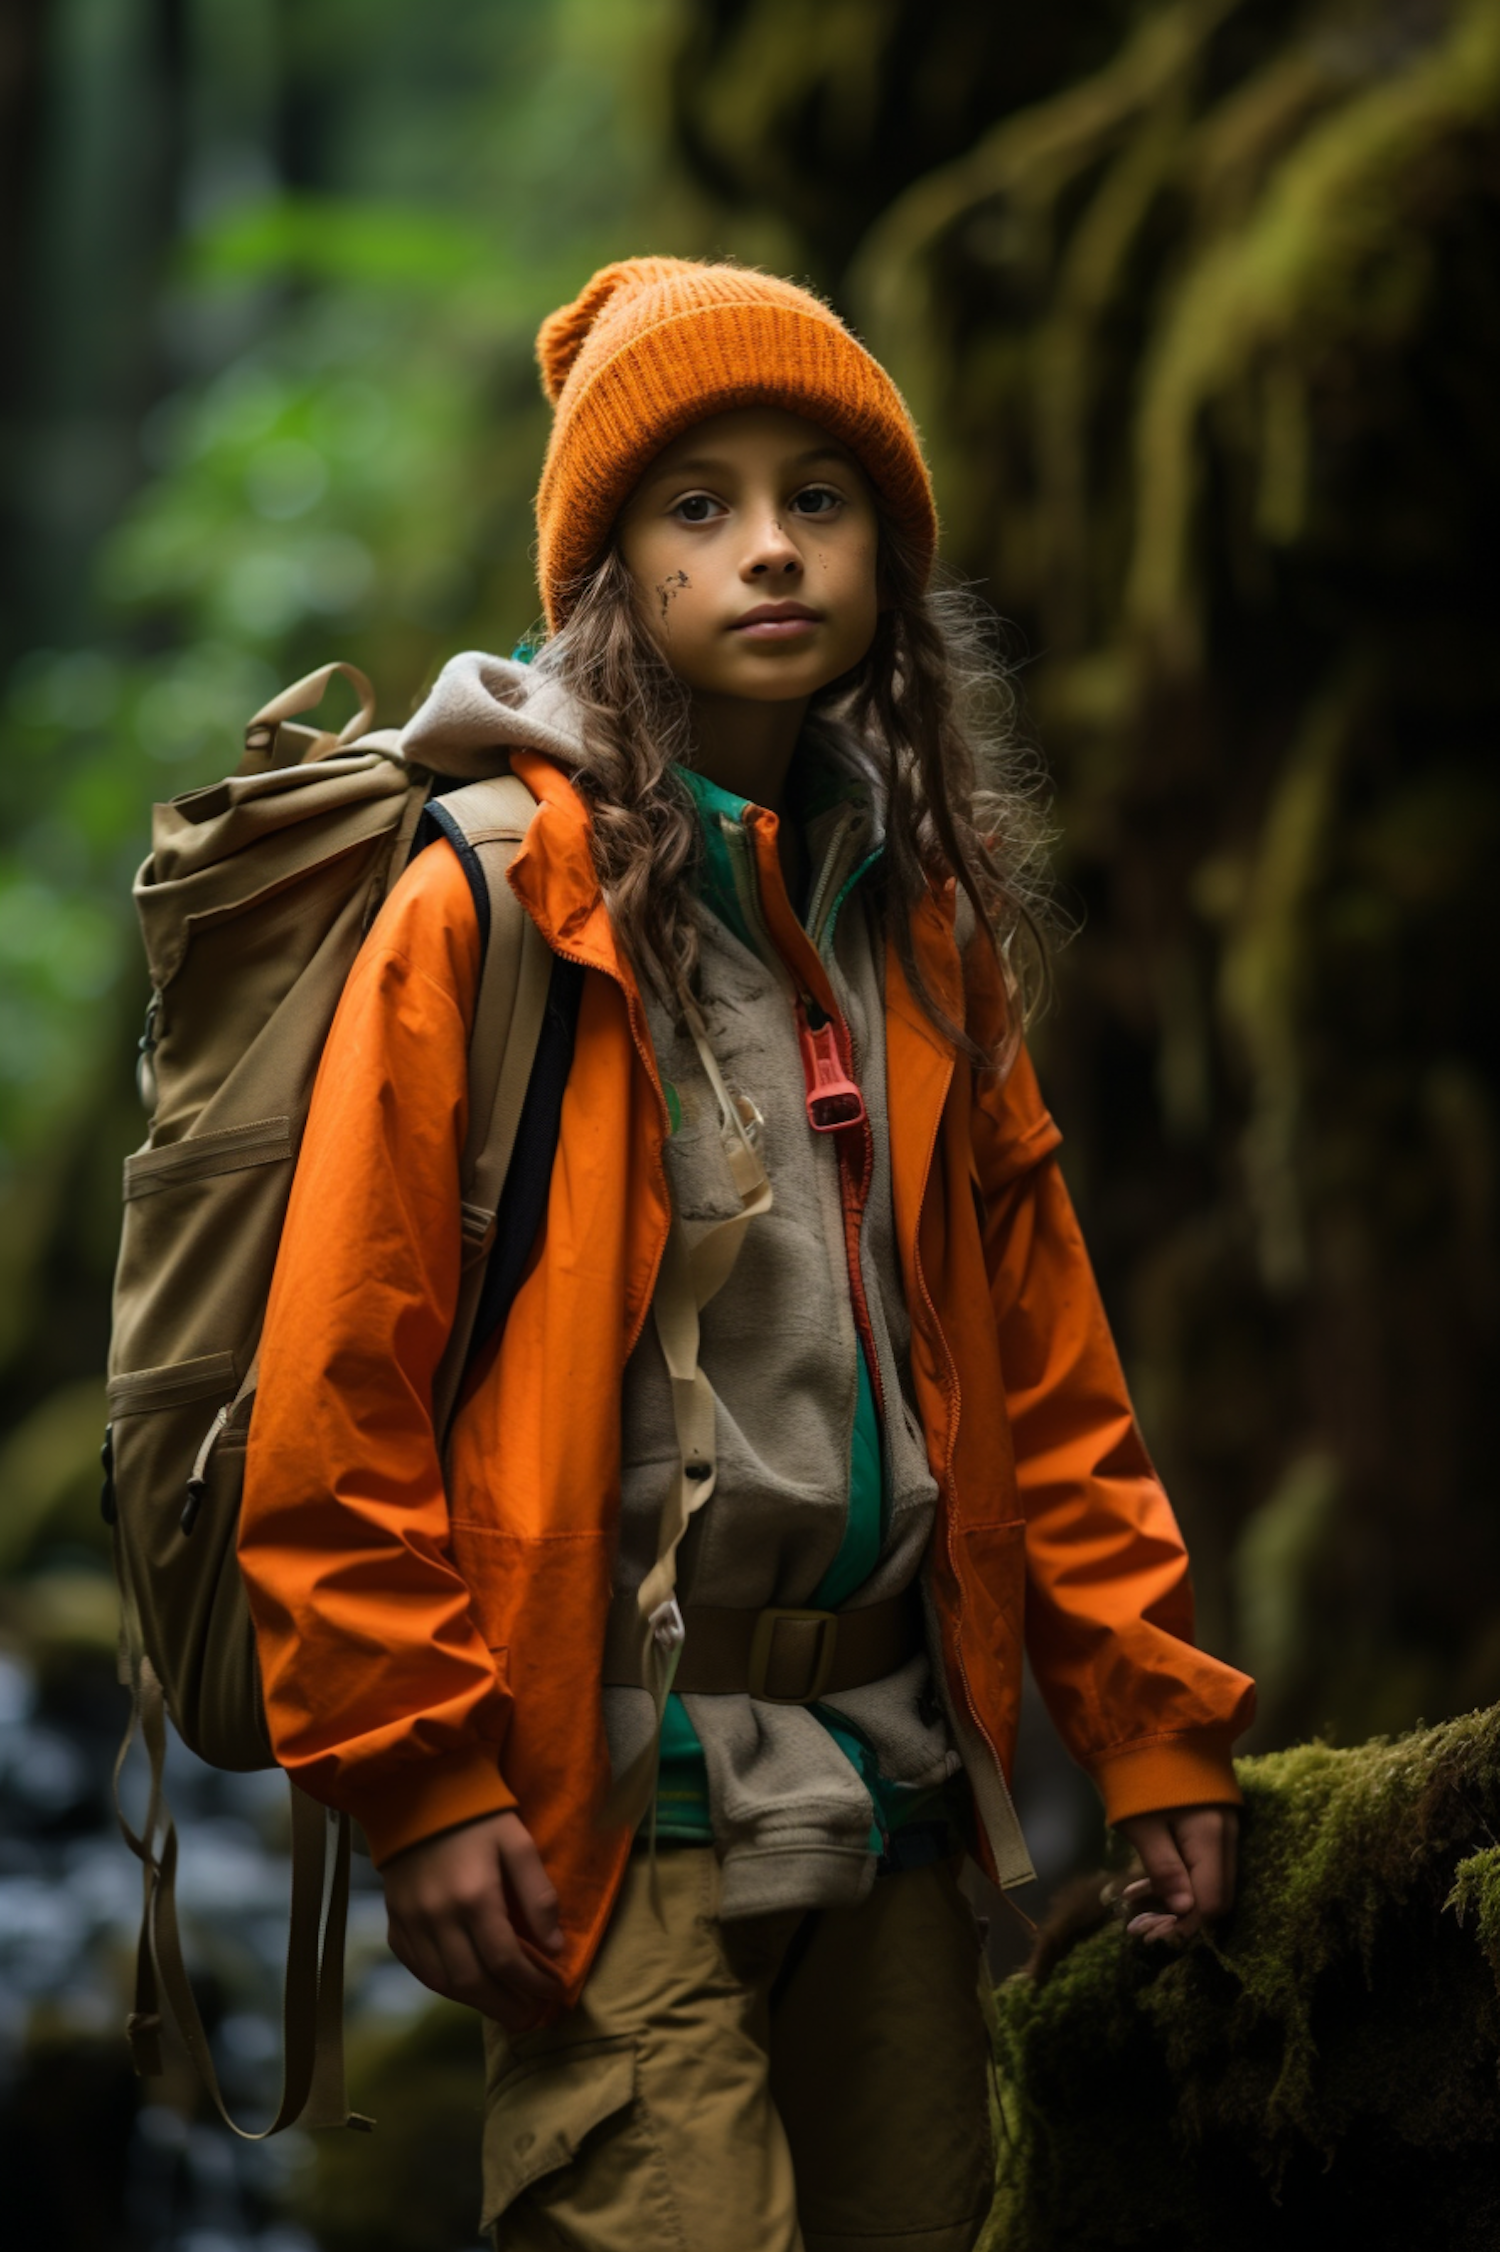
[408,792,582,1375]
[413,792,492,950]
[469,952,583,1359]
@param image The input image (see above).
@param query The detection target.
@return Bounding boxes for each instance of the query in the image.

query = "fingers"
[1117,1813,1195,1928]
[385,1912,450,2002]
[1176,1807,1235,1925]
[453,1882,564,2027]
[1114,1806,1241,1948]
[388,1887,563,2025]
[380,1811,566,2026]
[497,1818,566,1956]
[1116,1818,1195,1946]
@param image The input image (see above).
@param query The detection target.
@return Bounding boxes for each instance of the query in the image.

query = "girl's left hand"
[1114,1803,1239,1946]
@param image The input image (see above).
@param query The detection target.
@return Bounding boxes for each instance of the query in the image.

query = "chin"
[717,658,851,701]
[738,672,828,702]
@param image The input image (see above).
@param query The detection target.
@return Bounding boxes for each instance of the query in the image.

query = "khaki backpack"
[105,662,565,2136]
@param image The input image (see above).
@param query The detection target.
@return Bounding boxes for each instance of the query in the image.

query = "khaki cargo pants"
[482,1844,995,2251]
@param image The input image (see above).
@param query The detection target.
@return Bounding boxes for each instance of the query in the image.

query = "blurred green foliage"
[0,0,693,1460]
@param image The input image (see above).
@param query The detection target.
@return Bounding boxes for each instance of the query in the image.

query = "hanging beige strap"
[429,773,553,1436]
[605,1002,772,1833]
[112,1518,369,2135]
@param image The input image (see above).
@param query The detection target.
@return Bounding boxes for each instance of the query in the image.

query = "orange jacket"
[240,750,1254,2006]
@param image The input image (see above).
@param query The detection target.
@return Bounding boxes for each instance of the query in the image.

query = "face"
[615,406,881,704]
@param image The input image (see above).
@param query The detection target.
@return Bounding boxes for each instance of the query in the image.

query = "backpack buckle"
[459,1200,496,1263]
[647,1597,685,1655]
[747,1606,838,1703]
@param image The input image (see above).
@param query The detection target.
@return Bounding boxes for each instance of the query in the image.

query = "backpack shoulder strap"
[422,774,555,1434]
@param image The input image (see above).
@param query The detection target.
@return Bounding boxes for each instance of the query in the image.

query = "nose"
[742,506,803,581]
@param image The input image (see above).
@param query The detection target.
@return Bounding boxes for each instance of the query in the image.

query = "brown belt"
[602,1589,923,1705]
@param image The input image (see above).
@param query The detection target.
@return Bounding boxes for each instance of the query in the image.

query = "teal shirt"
[652,762,951,1854]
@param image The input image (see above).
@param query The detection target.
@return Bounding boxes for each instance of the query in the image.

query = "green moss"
[984,1707,1500,2250]
[1449,1845,1500,1980]
[1130,0,1500,648]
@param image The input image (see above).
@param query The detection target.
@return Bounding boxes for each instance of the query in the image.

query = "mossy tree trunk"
[667,0,1500,1751]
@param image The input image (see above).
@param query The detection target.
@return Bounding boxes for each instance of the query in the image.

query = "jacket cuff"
[1089,1730,1243,1825]
[352,1748,519,1869]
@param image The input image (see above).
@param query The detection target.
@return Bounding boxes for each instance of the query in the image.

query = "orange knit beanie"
[534,257,938,628]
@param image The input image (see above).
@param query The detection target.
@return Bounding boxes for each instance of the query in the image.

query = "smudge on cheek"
[656,569,691,622]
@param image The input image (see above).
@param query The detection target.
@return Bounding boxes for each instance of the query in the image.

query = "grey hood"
[400,648,590,775]
[400,646,892,829]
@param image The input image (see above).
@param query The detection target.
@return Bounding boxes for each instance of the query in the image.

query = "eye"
[790,484,843,517]
[670,492,725,523]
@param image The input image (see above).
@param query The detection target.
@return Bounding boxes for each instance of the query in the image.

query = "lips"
[731,602,822,633]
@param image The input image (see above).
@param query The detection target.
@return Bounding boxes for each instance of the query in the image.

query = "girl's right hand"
[380,1808,566,2029]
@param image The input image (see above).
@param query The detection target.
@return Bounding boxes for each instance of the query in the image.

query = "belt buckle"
[747,1606,839,1703]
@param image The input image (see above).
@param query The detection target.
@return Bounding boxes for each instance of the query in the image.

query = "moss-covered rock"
[984,1707,1500,2250]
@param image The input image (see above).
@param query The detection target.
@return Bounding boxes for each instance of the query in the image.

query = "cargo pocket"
[480,2035,676,2242]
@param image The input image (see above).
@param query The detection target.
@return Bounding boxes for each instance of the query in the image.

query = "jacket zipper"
[803,803,864,948]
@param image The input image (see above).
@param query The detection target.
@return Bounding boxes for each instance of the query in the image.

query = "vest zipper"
[795,997,865,1131]
[725,802,887,1423]
[744,808,886,1425]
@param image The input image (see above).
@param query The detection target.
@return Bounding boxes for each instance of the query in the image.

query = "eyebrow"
[642,444,854,485]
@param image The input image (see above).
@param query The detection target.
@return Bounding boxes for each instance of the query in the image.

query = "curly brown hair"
[531,517,1054,1065]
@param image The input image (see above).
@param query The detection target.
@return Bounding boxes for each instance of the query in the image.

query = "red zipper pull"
[796,998,866,1132]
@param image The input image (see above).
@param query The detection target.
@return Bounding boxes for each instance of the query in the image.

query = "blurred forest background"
[2,0,1498,2246]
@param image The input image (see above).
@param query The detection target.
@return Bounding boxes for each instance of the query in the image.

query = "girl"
[239,258,1254,2252]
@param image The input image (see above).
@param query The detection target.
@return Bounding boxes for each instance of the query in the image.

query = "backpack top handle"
[241,661,380,775]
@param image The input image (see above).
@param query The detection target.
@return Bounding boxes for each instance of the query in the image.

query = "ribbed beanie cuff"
[534,258,938,627]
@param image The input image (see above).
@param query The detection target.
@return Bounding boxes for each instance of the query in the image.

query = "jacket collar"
[503,751,612,964]
[401,644,962,1058]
